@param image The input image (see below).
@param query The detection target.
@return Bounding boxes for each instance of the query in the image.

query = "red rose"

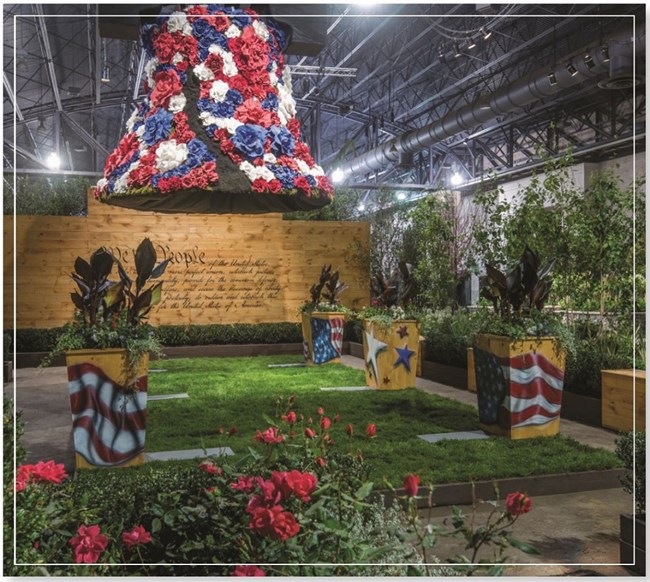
[317,407,325,416]
[150,69,183,108]
[186,5,208,17]
[294,142,315,166]
[267,179,282,194]
[278,155,299,171]
[153,31,181,64]
[346,424,353,437]
[205,53,224,75]
[294,176,311,193]
[248,505,279,537]
[505,492,532,517]
[235,99,274,128]
[286,118,302,139]
[68,525,108,564]
[283,470,318,502]
[251,178,269,193]
[128,162,156,188]
[366,423,377,438]
[316,457,326,468]
[229,426,238,436]
[15,464,34,492]
[180,35,200,66]
[317,175,334,197]
[304,427,316,439]
[229,27,270,74]
[253,427,284,445]
[231,475,260,493]
[198,461,221,476]
[211,14,231,32]
[121,525,152,549]
[320,417,331,430]
[31,460,68,484]
[282,411,297,425]
[403,474,420,497]
[268,472,292,501]
[233,565,265,577]
[271,508,300,540]
[181,174,195,190]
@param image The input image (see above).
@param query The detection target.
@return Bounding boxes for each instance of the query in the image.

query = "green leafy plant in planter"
[359,262,422,390]
[45,238,170,470]
[616,430,646,574]
[300,265,350,365]
[473,246,572,439]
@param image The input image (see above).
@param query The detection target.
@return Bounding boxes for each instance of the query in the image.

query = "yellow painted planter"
[601,369,646,432]
[66,348,149,469]
[474,334,566,439]
[362,320,420,390]
[301,312,346,365]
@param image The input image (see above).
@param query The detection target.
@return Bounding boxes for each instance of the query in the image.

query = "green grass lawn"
[146,355,620,485]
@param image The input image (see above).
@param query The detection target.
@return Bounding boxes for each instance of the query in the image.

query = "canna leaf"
[74,257,93,282]
[135,238,156,291]
[150,258,171,280]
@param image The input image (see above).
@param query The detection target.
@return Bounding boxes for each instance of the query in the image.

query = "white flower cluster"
[167,11,192,35]
[155,139,188,172]
[240,161,276,182]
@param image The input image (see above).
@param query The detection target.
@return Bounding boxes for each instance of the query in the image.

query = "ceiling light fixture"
[37,116,47,134]
[101,65,111,84]
[565,61,578,77]
[46,152,60,170]
[601,45,610,62]
[357,202,365,212]
[331,168,345,183]
[584,53,596,70]
[466,36,476,50]
[397,192,407,201]
[481,26,492,40]
[450,172,464,186]
[454,42,462,58]
[438,47,446,62]
[548,71,558,86]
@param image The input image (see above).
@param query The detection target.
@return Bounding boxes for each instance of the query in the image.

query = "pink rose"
[121,525,152,549]
[68,525,108,564]
[505,492,532,517]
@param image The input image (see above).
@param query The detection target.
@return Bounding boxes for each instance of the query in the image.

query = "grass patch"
[145,355,620,485]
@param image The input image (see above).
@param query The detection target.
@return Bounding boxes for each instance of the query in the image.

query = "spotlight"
[454,42,462,58]
[565,61,578,77]
[46,152,60,170]
[466,36,476,50]
[450,172,464,186]
[477,93,491,110]
[357,202,365,212]
[584,53,596,70]
[438,47,446,62]
[548,71,558,86]
[331,168,345,183]
[601,45,610,63]
[101,65,110,84]
[397,192,407,201]
[480,26,492,40]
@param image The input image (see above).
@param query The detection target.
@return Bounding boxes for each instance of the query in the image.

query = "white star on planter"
[364,325,388,380]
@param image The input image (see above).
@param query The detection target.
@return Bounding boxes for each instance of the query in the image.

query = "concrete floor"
[6,359,639,576]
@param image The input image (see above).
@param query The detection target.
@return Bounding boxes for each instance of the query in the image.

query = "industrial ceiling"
[3,3,646,207]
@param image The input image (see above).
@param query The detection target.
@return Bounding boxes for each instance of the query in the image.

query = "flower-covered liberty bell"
[96,5,333,214]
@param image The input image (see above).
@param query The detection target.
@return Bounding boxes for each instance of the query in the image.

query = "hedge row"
[9,321,362,354]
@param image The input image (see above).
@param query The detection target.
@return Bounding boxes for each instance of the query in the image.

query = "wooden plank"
[5,192,370,329]
[601,369,646,431]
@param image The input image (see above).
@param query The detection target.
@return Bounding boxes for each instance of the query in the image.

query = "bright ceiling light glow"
[46,152,60,170]
[450,172,464,186]
[397,191,407,201]
[357,203,365,212]
[331,168,345,183]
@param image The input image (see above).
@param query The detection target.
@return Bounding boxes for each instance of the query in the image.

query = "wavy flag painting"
[68,363,147,467]
[474,347,564,436]
[310,317,344,364]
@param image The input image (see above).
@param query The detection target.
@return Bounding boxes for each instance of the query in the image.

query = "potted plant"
[474,246,569,439]
[359,262,420,390]
[616,430,645,575]
[299,265,349,365]
[47,238,169,469]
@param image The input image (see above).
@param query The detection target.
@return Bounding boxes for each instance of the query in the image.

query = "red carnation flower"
[267,179,282,194]
[287,118,302,139]
[121,525,152,549]
[294,176,311,193]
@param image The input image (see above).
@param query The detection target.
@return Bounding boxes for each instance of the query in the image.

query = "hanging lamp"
[95,5,333,214]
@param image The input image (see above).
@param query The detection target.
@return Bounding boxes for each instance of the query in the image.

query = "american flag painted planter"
[66,349,149,469]
[301,313,346,365]
[473,334,566,439]
[362,320,420,390]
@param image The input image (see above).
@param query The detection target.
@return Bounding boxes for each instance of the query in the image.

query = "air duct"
[337,25,644,177]
[599,37,642,89]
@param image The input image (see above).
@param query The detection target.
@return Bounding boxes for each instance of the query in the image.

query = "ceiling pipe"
[336,24,645,178]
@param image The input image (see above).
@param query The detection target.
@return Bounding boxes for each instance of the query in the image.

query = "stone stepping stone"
[267,363,307,368]
[149,369,167,373]
[320,386,374,392]
[418,431,490,443]
[148,393,189,401]
[145,447,234,462]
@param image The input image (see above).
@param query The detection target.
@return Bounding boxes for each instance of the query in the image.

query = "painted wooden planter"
[602,369,646,432]
[362,320,420,390]
[620,513,646,575]
[66,348,149,469]
[473,334,566,439]
[301,312,346,365]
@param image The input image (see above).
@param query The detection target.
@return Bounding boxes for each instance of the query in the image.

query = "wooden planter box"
[602,369,646,432]
[66,348,149,469]
[362,320,419,390]
[474,334,566,439]
[620,513,646,575]
[301,312,346,365]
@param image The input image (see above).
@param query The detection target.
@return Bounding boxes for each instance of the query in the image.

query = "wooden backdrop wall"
[4,193,370,329]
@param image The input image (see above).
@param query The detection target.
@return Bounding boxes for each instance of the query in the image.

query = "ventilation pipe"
[336,25,644,178]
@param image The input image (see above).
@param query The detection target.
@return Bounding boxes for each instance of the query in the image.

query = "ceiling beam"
[4,140,49,169]
[61,112,110,158]
[33,4,63,112]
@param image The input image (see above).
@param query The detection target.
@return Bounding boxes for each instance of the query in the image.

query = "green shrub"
[419,309,483,369]
[616,431,645,516]
[7,175,89,216]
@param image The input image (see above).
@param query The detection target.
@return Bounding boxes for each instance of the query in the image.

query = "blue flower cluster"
[271,164,299,189]
[193,18,229,61]
[268,126,295,157]
[218,5,252,28]
[261,93,278,111]
[151,139,216,188]
[142,109,174,146]
[198,89,243,119]
[231,124,267,159]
